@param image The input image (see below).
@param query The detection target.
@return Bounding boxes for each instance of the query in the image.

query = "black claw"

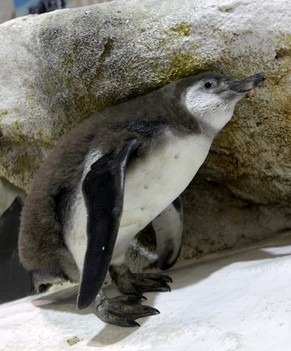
[158,275,172,284]
[164,283,171,292]
[130,293,147,302]
[134,305,158,317]
[149,307,160,315]
[154,282,171,292]
[164,275,173,283]
[124,319,140,328]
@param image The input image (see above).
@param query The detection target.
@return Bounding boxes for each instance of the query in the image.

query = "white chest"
[65,133,212,271]
[113,133,211,262]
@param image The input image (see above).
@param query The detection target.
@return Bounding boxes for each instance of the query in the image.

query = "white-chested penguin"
[19,72,265,326]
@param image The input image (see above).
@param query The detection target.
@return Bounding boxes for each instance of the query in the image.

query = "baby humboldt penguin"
[19,71,265,326]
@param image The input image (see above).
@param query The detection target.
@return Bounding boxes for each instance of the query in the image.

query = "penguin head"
[183,72,265,132]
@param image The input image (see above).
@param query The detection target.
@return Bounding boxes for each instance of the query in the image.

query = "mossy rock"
[0,0,290,261]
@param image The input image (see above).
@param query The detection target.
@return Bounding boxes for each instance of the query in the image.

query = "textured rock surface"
[0,178,25,216]
[0,0,290,262]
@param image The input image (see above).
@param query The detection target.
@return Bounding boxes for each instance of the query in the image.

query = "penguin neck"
[196,120,220,141]
[193,105,236,141]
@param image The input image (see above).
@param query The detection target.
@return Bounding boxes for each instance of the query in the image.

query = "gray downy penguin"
[19,71,265,327]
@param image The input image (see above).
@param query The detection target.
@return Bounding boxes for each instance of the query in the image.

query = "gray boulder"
[0,0,290,263]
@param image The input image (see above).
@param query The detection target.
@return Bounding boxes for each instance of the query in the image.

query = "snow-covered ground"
[1,230,291,351]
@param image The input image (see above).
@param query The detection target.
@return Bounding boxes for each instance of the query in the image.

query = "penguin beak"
[229,73,266,93]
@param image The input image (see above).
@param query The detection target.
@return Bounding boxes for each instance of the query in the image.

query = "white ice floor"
[1,231,291,351]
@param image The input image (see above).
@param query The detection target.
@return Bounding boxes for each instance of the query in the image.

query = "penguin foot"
[96,294,159,327]
[109,264,172,295]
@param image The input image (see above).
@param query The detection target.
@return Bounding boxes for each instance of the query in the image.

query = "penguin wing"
[77,139,140,309]
[152,197,183,270]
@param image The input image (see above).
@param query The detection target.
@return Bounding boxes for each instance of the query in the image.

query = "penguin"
[18,71,265,327]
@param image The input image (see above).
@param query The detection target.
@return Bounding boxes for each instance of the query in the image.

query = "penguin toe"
[110,264,173,295]
[95,294,159,327]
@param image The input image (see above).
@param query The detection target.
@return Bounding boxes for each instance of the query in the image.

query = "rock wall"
[0,178,25,216]
[0,0,290,263]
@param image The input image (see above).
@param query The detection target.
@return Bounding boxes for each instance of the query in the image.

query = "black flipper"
[77,139,140,309]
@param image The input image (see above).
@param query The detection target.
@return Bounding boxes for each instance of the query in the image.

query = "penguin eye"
[204,82,212,89]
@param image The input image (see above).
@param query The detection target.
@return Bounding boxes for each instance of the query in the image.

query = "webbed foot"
[109,264,172,295]
[96,294,159,327]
